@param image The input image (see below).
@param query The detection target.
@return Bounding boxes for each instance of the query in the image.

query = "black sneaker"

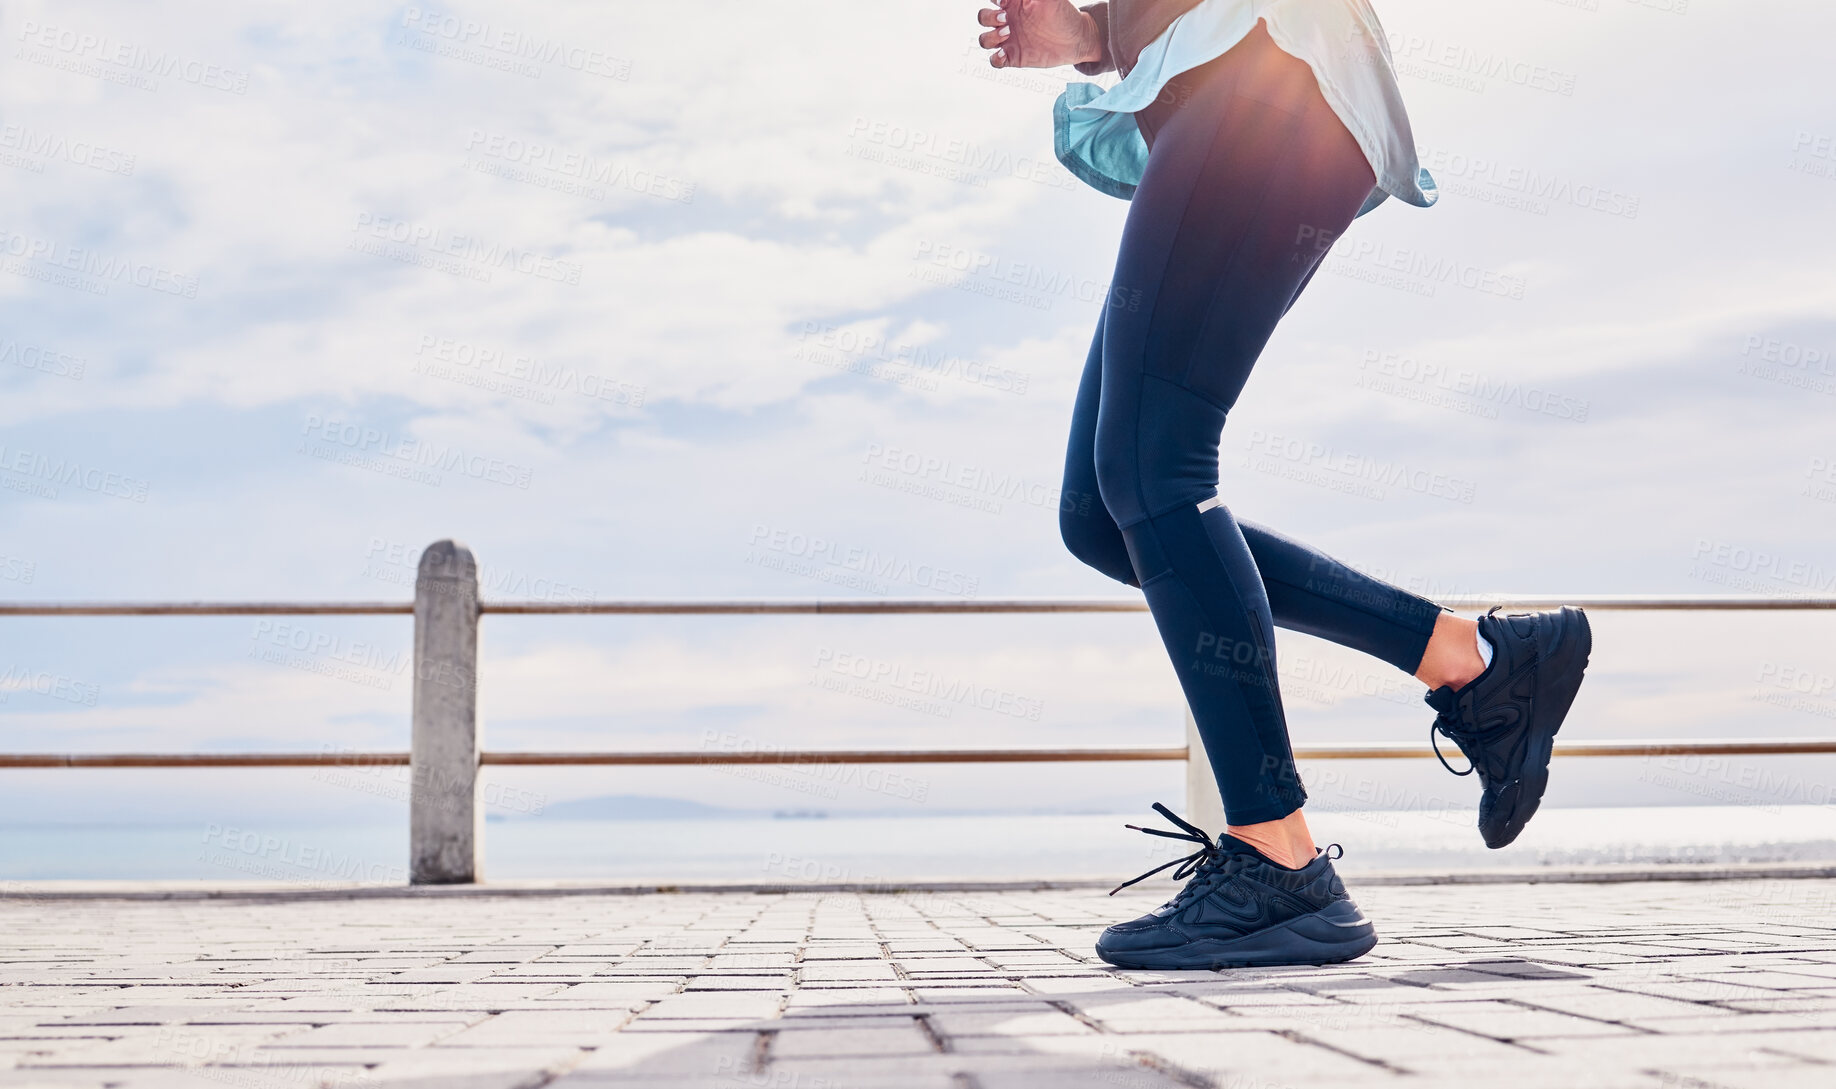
[1094,804,1377,970]
[1426,606,1593,849]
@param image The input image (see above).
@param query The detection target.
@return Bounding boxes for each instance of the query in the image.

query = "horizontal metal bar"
[0,603,413,616]
[478,748,1189,766]
[0,753,412,768]
[4,595,1835,617]
[471,740,1836,762]
[1441,595,1836,611]
[485,595,1836,615]
[0,599,1150,617]
[0,749,1183,769]
[1296,739,1836,760]
[481,599,1153,615]
[7,739,1836,769]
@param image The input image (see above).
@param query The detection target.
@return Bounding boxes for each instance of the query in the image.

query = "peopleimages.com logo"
[745,524,980,597]
[298,415,534,489]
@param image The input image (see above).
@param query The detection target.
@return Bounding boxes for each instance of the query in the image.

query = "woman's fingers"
[979,2,1011,68]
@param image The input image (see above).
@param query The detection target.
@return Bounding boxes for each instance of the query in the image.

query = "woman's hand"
[976,0,1103,69]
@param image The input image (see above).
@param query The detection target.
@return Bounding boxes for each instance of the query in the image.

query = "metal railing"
[5,539,1834,883]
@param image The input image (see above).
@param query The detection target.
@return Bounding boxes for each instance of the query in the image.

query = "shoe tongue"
[1424,685,1458,714]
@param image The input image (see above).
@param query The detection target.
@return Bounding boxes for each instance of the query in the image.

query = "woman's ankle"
[1416,612,1486,690]
[1227,810,1316,869]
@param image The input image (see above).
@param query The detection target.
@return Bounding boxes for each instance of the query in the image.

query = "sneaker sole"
[1487,606,1593,848]
[1095,899,1378,970]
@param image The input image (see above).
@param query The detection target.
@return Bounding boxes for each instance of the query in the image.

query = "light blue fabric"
[1053,0,1437,210]
[1053,83,1148,201]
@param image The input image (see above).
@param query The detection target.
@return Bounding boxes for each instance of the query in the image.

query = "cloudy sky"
[2,0,1834,843]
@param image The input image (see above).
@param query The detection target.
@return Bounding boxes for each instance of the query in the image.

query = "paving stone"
[799,943,882,960]
[1638,1064,1836,1089]
[375,983,578,1011]
[1402,998,1644,1042]
[797,961,901,983]
[264,1018,478,1047]
[538,982,682,1006]
[1065,994,1247,1032]
[1501,987,1713,1022]
[18,1023,308,1067]
[46,1008,226,1027]
[567,1029,759,1080]
[1112,1028,1394,1080]
[780,987,909,1010]
[905,985,1033,1003]
[362,1044,587,1087]
[1290,1021,1533,1069]
[705,954,794,971]
[619,1018,772,1034]
[633,993,783,1020]
[769,1021,936,1058]
[680,973,793,991]
[925,1007,1095,1038]
[437,1010,632,1046]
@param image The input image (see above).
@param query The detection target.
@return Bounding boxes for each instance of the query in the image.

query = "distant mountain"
[527,794,763,821]
[508,791,1166,821]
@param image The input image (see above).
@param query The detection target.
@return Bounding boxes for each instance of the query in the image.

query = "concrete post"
[410,539,481,884]
[1183,709,1226,835]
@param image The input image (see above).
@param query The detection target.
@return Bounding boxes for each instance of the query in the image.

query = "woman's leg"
[1060,310,1142,586]
[1064,348,1446,676]
[1235,518,1442,676]
[1088,29,1427,836]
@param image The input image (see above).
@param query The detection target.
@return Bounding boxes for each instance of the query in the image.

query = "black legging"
[1059,25,1444,826]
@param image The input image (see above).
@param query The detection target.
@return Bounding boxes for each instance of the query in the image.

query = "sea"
[4,805,1836,885]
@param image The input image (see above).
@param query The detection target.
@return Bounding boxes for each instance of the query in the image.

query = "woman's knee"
[1059,503,1138,586]
[1094,379,1230,523]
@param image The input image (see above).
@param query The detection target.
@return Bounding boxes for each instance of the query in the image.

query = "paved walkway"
[3,879,1836,1088]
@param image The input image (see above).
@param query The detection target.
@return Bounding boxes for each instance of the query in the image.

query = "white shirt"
[1054,0,1436,211]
